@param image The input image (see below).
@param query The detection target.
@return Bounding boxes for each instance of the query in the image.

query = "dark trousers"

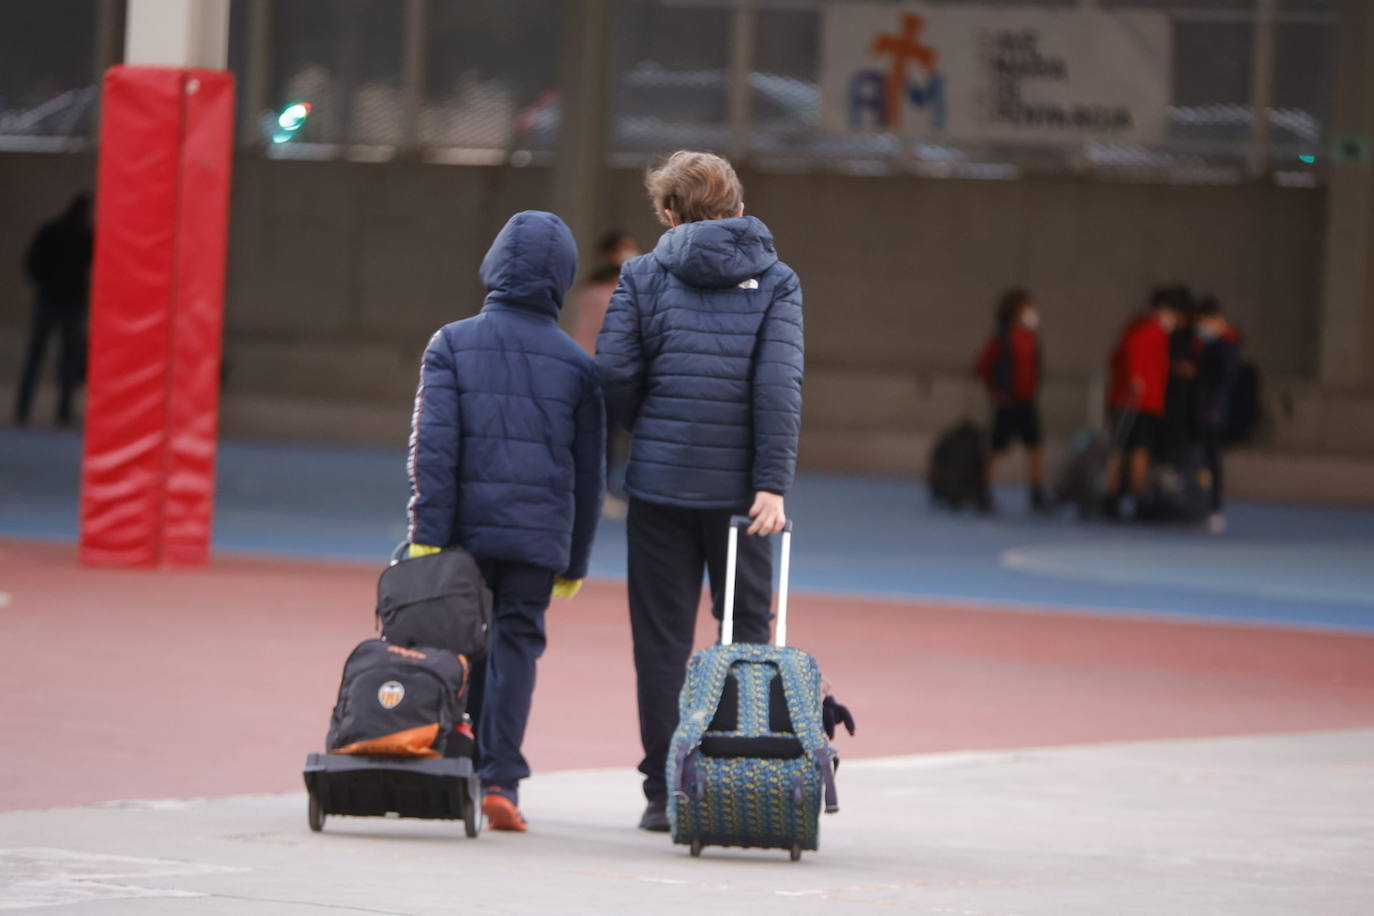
[627,498,773,801]
[467,560,554,792]
[15,299,84,424]
[1201,426,1225,512]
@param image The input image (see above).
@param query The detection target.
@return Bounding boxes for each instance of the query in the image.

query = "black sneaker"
[1030,486,1049,513]
[639,798,670,832]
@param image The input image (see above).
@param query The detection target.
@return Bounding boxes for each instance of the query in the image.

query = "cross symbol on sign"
[871,13,939,129]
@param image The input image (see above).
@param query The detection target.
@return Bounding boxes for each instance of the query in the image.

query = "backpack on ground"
[1054,426,1112,518]
[1144,443,1211,523]
[377,546,493,660]
[667,518,839,862]
[326,639,470,758]
[927,421,990,511]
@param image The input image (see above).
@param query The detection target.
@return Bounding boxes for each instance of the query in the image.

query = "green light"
[278,102,311,131]
[1299,154,1316,164]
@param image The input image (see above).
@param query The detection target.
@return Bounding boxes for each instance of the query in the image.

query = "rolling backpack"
[667,518,839,861]
[326,639,471,758]
[928,421,990,511]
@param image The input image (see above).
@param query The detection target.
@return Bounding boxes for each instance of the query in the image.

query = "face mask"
[1020,311,1040,331]
[1197,324,1219,342]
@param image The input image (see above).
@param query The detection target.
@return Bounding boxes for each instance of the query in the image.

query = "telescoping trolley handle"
[723,516,793,648]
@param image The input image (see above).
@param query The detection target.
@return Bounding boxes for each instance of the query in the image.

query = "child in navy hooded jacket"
[407,210,605,831]
[596,152,804,831]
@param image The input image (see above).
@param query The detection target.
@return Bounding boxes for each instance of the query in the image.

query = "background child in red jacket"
[1102,288,1184,518]
[975,288,1046,512]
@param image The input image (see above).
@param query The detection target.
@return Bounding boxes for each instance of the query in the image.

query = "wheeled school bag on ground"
[304,546,487,839]
[1145,443,1211,523]
[1054,409,1138,519]
[324,639,470,757]
[1054,426,1113,518]
[306,639,480,837]
[927,421,990,511]
[667,518,839,862]
[377,545,493,659]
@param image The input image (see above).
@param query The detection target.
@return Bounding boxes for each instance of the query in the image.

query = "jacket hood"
[653,216,778,289]
[480,210,578,318]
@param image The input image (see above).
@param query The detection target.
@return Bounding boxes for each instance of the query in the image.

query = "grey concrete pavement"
[2,730,1372,915]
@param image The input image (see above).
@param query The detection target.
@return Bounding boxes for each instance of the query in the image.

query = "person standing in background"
[569,230,639,356]
[1101,288,1182,519]
[974,288,1047,512]
[14,192,93,427]
[597,151,803,833]
[1163,286,1199,464]
[1193,297,1241,534]
[569,230,639,515]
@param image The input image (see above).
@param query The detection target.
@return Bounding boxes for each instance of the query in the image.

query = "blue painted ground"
[4,428,1374,633]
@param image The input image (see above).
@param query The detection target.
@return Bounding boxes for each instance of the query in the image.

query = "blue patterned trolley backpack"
[667,517,839,861]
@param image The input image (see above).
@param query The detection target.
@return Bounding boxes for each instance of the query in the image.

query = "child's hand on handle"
[552,577,582,599]
[747,491,786,536]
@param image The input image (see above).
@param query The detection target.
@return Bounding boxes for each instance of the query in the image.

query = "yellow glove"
[408,543,442,559]
[552,577,583,600]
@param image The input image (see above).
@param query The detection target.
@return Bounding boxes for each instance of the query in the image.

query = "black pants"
[1200,426,1224,512]
[466,559,554,793]
[627,498,773,801]
[15,299,84,424]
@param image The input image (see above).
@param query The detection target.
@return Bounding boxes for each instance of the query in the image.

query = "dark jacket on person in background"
[975,326,1040,404]
[25,198,93,307]
[406,211,606,579]
[596,216,804,509]
[1196,328,1242,430]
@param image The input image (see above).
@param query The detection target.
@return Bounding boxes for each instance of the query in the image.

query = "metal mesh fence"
[421,0,565,153]
[0,0,1345,183]
[610,0,1338,182]
[0,0,102,149]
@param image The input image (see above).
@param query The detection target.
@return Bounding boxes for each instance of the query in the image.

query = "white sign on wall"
[820,4,1172,145]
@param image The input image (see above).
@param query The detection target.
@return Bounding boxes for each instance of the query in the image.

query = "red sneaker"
[481,790,528,832]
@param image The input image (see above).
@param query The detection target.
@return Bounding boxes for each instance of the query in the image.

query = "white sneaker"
[1206,513,1227,534]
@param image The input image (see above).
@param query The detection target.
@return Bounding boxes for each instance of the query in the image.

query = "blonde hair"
[645,151,744,227]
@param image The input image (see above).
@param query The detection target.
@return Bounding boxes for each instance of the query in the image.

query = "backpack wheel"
[307,794,325,832]
[463,799,480,838]
[689,838,703,858]
[464,775,481,838]
[789,842,802,862]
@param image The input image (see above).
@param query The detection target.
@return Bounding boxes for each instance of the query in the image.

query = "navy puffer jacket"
[407,211,605,579]
[596,216,803,509]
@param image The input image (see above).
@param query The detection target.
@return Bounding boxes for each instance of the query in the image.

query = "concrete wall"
[2,152,1326,370]
[2,151,1348,480]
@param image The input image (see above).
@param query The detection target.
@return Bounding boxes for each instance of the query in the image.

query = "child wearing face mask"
[1101,287,1184,519]
[1193,296,1241,534]
[975,288,1047,512]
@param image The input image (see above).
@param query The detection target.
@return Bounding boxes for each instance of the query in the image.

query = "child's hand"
[552,577,583,599]
[747,491,786,536]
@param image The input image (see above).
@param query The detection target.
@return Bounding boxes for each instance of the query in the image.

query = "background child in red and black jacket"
[975,288,1046,511]
[1101,288,1183,518]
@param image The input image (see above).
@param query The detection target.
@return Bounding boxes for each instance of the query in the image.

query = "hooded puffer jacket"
[406,211,605,579]
[596,216,803,509]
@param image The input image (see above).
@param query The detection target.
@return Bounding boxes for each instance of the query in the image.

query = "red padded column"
[79,66,234,568]
[163,70,234,566]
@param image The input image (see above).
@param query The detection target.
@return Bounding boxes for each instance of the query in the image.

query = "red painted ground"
[3,538,1374,811]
